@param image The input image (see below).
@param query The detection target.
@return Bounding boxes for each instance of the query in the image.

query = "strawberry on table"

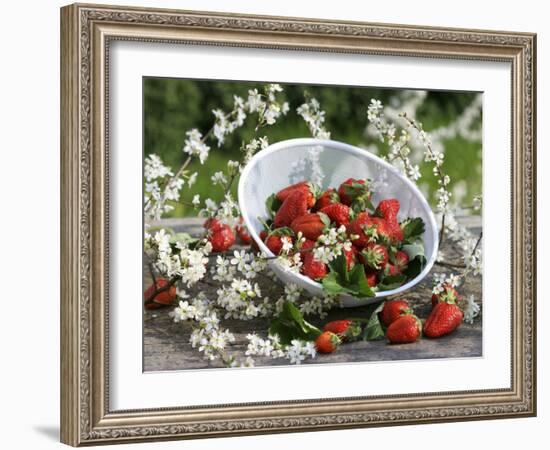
[320,203,351,227]
[424,300,463,338]
[144,278,177,310]
[315,331,341,353]
[323,319,362,341]
[235,217,251,244]
[291,213,327,241]
[386,314,422,344]
[380,299,411,327]
[431,283,460,308]
[203,217,223,232]
[208,224,236,252]
[274,189,309,228]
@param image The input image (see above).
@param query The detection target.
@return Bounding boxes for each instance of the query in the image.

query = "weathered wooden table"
[144,217,482,371]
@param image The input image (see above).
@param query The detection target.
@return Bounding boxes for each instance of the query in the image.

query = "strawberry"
[344,246,355,270]
[298,239,316,259]
[349,214,392,247]
[203,217,223,232]
[376,198,400,222]
[320,203,351,227]
[362,243,389,270]
[431,284,460,308]
[315,331,341,353]
[383,263,402,277]
[380,299,411,327]
[302,252,328,280]
[386,314,422,344]
[235,217,251,244]
[264,230,294,255]
[208,224,236,252]
[393,250,409,270]
[424,300,463,338]
[315,188,339,211]
[366,271,377,287]
[337,178,371,206]
[274,189,309,228]
[276,181,316,208]
[291,213,327,241]
[144,278,177,310]
[348,212,373,248]
[323,320,362,341]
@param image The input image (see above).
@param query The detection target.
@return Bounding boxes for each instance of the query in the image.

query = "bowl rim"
[238,137,439,299]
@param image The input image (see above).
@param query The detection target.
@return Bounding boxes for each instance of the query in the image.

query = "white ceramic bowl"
[238,138,438,307]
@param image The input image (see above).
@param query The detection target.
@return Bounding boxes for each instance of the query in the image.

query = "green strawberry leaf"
[376,274,407,291]
[402,254,427,279]
[265,193,282,218]
[323,255,375,298]
[268,301,322,345]
[401,217,425,243]
[362,302,386,341]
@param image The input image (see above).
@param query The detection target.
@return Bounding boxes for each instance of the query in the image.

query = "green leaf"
[347,264,376,298]
[318,212,331,228]
[265,193,282,218]
[362,303,386,341]
[401,217,425,243]
[323,257,375,298]
[403,255,427,279]
[169,232,195,245]
[376,274,407,291]
[268,301,322,345]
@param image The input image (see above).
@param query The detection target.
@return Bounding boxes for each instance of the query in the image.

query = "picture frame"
[60,2,536,446]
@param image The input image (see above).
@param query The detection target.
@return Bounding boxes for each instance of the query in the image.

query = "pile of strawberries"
[204,217,252,253]
[260,178,424,290]
[315,284,464,353]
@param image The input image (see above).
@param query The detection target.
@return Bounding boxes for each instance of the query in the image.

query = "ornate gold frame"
[60,3,536,446]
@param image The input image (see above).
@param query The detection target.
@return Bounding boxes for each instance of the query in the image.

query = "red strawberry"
[369,217,393,243]
[366,271,377,287]
[323,320,361,341]
[386,314,422,344]
[302,252,328,280]
[380,299,411,327]
[337,178,370,206]
[276,181,316,208]
[208,224,236,252]
[144,278,177,310]
[203,217,223,232]
[384,263,401,277]
[299,239,316,259]
[274,189,309,228]
[235,217,251,244]
[344,246,355,270]
[388,222,404,242]
[362,243,389,270]
[315,331,341,353]
[315,188,339,211]
[376,198,400,222]
[320,203,351,226]
[431,284,460,308]
[393,250,409,270]
[291,213,326,241]
[348,212,374,248]
[265,231,294,255]
[424,301,463,338]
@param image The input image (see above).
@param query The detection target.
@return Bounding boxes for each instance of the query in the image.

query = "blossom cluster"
[297,97,331,139]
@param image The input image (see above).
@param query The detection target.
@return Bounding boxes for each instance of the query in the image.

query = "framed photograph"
[60,3,536,446]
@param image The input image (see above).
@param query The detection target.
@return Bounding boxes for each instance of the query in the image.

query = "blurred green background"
[144,78,482,217]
